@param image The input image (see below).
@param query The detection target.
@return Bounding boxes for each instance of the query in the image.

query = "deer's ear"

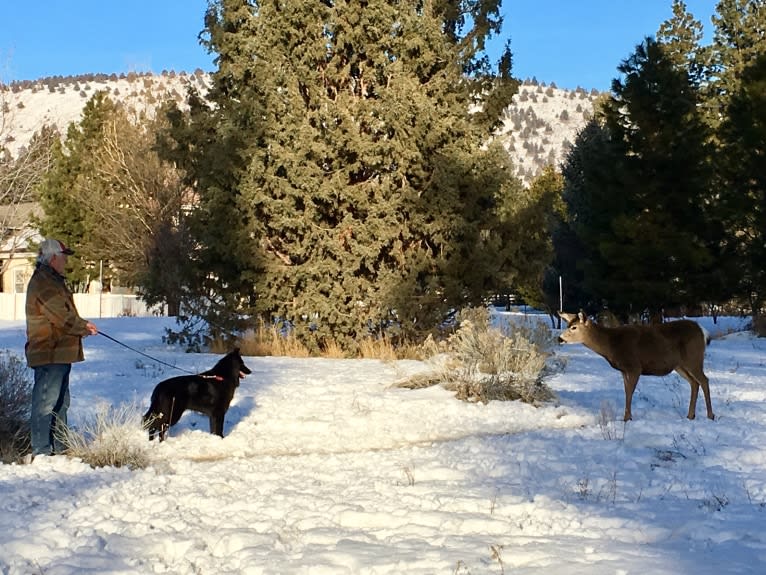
[559,312,577,324]
[578,311,587,323]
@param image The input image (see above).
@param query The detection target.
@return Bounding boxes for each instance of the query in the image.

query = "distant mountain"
[1,72,602,184]
[498,79,603,183]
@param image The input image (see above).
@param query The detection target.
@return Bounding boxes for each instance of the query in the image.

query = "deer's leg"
[699,370,715,420]
[678,366,714,421]
[680,368,699,420]
[622,371,640,421]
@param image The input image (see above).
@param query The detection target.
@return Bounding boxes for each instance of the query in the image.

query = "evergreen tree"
[556,117,622,314]
[38,91,188,309]
[656,0,710,87]
[157,81,263,339]
[37,92,118,289]
[172,0,522,349]
[718,53,766,316]
[512,165,564,315]
[559,38,722,318]
[708,0,766,126]
[601,38,721,315]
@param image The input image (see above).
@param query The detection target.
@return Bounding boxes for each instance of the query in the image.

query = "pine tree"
[37,92,118,288]
[718,53,766,316]
[556,117,622,314]
[603,37,722,315]
[656,0,711,87]
[171,0,522,349]
[708,0,766,126]
[560,38,722,317]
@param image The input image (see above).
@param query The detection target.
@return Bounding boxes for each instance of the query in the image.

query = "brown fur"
[559,312,713,421]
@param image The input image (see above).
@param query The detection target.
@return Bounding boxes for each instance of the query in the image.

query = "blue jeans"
[30,364,72,455]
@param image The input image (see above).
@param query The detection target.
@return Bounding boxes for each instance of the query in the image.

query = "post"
[98,260,103,318]
[558,276,563,330]
[559,275,563,313]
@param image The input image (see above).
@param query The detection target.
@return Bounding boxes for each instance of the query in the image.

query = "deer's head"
[558,311,589,344]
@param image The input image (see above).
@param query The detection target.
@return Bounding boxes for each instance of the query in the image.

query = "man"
[25,238,98,457]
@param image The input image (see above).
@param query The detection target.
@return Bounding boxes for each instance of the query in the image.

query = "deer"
[558,311,714,422]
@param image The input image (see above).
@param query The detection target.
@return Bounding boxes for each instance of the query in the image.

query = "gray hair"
[37,238,74,265]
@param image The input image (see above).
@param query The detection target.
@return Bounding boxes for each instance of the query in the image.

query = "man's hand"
[85,321,98,336]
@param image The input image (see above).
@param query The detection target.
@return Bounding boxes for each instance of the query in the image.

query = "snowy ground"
[0,312,763,575]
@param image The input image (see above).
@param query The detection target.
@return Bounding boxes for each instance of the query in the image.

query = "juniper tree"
[172,0,525,350]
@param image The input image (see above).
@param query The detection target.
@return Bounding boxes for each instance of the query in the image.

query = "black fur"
[143,348,252,441]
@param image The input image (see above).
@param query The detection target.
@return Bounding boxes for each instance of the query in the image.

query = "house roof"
[0,202,43,229]
[0,202,43,255]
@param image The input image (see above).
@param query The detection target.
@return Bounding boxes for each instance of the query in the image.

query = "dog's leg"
[159,397,177,442]
[210,414,224,437]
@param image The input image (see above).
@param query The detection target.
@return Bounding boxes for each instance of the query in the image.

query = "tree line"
[3,0,764,351]
[546,0,765,324]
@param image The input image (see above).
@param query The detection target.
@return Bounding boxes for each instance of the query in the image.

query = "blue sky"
[1,1,719,91]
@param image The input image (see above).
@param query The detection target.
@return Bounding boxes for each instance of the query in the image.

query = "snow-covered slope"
[2,73,601,184]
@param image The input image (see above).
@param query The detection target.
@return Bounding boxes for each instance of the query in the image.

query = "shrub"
[399,308,558,404]
[0,351,33,463]
[57,402,152,469]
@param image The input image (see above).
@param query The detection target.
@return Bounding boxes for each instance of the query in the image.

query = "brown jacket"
[25,263,91,367]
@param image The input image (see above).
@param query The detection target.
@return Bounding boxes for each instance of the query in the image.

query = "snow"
[1,312,764,574]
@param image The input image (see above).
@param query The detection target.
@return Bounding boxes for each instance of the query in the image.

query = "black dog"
[143,348,252,441]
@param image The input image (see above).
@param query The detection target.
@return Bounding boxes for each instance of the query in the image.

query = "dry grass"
[211,322,311,357]
[358,336,423,361]
[358,336,398,361]
[212,321,424,360]
[320,339,347,358]
[56,402,152,469]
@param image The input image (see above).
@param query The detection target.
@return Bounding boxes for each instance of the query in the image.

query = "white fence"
[0,293,166,321]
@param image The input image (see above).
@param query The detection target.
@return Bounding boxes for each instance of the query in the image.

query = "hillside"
[1,72,602,184]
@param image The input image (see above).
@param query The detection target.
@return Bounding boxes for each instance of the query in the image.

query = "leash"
[98,331,197,375]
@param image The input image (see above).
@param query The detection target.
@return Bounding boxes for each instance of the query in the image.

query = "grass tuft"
[56,402,152,469]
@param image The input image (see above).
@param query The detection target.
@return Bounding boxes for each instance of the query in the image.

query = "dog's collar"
[200,375,224,381]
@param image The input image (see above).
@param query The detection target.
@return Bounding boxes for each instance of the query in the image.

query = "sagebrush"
[398,308,558,404]
[0,351,33,463]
